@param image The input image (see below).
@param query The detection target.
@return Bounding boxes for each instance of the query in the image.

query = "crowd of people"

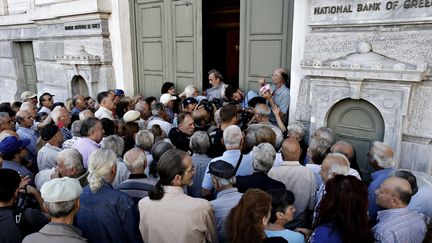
[0,67,431,243]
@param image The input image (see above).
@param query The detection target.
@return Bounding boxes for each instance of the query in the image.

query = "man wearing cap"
[0,136,35,185]
[38,92,54,115]
[21,91,38,105]
[115,89,125,100]
[0,169,49,243]
[95,91,115,121]
[23,177,87,243]
[37,124,64,171]
[159,93,177,123]
[168,112,195,152]
[209,160,243,243]
[123,110,141,123]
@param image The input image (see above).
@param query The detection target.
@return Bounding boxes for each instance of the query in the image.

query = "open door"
[239,0,294,92]
[132,0,202,97]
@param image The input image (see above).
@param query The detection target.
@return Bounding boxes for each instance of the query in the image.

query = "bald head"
[331,141,354,161]
[281,138,301,161]
[123,147,147,174]
[376,177,412,209]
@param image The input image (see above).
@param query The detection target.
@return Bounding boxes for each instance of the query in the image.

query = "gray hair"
[20,102,35,112]
[56,148,83,172]
[190,131,210,154]
[214,109,221,127]
[212,175,235,187]
[44,199,76,218]
[151,140,174,162]
[254,104,271,116]
[123,147,147,172]
[70,120,83,137]
[100,135,125,157]
[182,85,197,98]
[314,127,336,145]
[87,148,117,193]
[151,102,164,116]
[51,106,66,123]
[252,143,276,173]
[326,153,350,179]
[79,110,93,121]
[287,121,305,139]
[135,130,154,151]
[370,141,395,168]
[223,125,242,148]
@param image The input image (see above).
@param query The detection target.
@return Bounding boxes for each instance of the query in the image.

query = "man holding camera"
[0,168,48,243]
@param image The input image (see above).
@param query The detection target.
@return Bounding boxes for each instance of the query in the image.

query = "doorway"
[327,99,385,182]
[202,0,240,91]
[71,75,89,97]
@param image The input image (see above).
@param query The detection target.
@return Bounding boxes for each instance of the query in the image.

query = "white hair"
[181,85,197,98]
[252,143,276,173]
[123,147,146,172]
[287,121,305,139]
[135,130,154,151]
[19,102,35,112]
[100,135,125,157]
[326,153,350,179]
[134,100,146,112]
[314,127,336,145]
[223,125,242,148]
[87,148,117,193]
[212,176,235,187]
[79,110,93,121]
[371,141,395,168]
[56,148,83,172]
[51,106,66,123]
[254,104,271,116]
[70,120,83,137]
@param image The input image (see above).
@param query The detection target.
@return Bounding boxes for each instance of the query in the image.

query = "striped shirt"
[373,207,427,243]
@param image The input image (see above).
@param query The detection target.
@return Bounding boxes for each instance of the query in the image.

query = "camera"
[237,109,253,131]
[15,186,30,210]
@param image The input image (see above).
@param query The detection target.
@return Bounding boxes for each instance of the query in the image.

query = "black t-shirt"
[0,206,49,243]
[168,127,191,152]
[207,128,225,158]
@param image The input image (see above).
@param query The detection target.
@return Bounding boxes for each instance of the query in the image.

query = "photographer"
[0,168,48,243]
[224,85,258,109]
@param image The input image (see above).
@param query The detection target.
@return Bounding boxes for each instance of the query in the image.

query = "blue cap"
[0,136,30,157]
[114,89,124,96]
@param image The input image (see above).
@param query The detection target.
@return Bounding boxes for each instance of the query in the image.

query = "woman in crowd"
[265,189,304,243]
[226,189,287,243]
[297,175,374,243]
[75,148,143,243]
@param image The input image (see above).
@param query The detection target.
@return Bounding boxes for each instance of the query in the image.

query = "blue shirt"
[211,188,243,243]
[310,223,343,243]
[75,184,143,243]
[2,160,35,186]
[368,168,394,222]
[265,229,304,243]
[17,126,38,165]
[201,150,253,190]
[269,84,290,124]
[373,207,427,243]
[188,153,212,198]
[240,90,258,109]
[409,185,432,222]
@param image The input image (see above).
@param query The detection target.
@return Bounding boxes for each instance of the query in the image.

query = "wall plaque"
[310,0,432,26]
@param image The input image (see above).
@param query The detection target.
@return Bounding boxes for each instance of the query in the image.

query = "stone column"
[0,0,8,16]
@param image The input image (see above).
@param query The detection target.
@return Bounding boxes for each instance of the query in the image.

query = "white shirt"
[95,106,114,120]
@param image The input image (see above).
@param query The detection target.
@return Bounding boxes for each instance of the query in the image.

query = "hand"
[262,91,272,100]
[19,176,31,189]
[258,78,266,87]
[25,185,40,196]
[51,168,60,179]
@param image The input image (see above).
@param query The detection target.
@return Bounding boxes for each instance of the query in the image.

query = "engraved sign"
[64,23,101,31]
[310,0,432,26]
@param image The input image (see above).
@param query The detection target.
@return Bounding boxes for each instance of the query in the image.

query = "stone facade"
[295,0,432,174]
[0,0,115,102]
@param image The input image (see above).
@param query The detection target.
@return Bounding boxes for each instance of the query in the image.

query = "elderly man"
[138,149,217,242]
[37,124,64,170]
[118,147,156,204]
[367,141,396,223]
[79,110,93,121]
[135,130,155,165]
[331,140,361,175]
[187,131,212,198]
[260,67,290,125]
[62,120,83,149]
[373,177,427,242]
[236,143,285,193]
[94,91,115,120]
[168,112,195,152]
[146,102,173,136]
[206,69,227,100]
[100,135,130,188]
[72,117,104,168]
[269,138,317,228]
[20,101,53,131]
[134,100,152,130]
[209,160,243,243]
[0,169,48,242]
[51,106,72,140]
[287,121,307,163]
[35,148,88,190]
[16,110,38,165]
[313,152,351,224]
[23,177,87,243]
[71,95,88,117]
[313,127,336,146]
[246,103,283,150]
[201,125,253,198]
